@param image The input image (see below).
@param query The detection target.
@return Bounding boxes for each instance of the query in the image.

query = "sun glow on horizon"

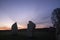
[0,23,50,30]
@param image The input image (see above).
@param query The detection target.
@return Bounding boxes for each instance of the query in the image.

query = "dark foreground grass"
[0,28,56,40]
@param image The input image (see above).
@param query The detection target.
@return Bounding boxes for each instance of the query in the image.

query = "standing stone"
[27,21,36,37]
[11,22,18,35]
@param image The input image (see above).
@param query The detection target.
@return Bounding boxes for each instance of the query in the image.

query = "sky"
[0,0,60,30]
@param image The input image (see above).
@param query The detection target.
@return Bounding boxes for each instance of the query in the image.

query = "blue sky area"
[0,0,60,29]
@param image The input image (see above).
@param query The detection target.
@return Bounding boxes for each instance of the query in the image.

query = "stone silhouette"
[11,22,18,35]
[27,21,36,37]
[27,21,36,31]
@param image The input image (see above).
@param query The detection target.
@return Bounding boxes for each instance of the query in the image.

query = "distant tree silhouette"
[11,22,18,35]
[51,8,60,34]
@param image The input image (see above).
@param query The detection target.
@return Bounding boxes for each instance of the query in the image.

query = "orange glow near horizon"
[0,24,49,30]
[0,27,10,30]
[0,26,26,30]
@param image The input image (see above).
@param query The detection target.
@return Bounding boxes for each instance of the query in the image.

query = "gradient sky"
[0,0,60,30]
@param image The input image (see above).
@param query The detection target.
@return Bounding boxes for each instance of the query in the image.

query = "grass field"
[0,28,56,40]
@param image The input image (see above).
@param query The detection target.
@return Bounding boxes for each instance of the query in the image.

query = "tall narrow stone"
[27,21,36,37]
[11,22,18,35]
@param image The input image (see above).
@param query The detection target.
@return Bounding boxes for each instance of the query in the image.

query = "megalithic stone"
[11,22,18,35]
[28,21,36,31]
[27,21,36,37]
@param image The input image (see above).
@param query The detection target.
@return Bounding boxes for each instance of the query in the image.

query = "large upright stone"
[11,22,18,35]
[27,21,36,37]
[27,21,36,31]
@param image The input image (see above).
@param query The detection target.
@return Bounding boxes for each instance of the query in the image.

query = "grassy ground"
[0,28,56,40]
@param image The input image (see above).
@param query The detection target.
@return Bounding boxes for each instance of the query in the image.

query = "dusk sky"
[0,0,60,30]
